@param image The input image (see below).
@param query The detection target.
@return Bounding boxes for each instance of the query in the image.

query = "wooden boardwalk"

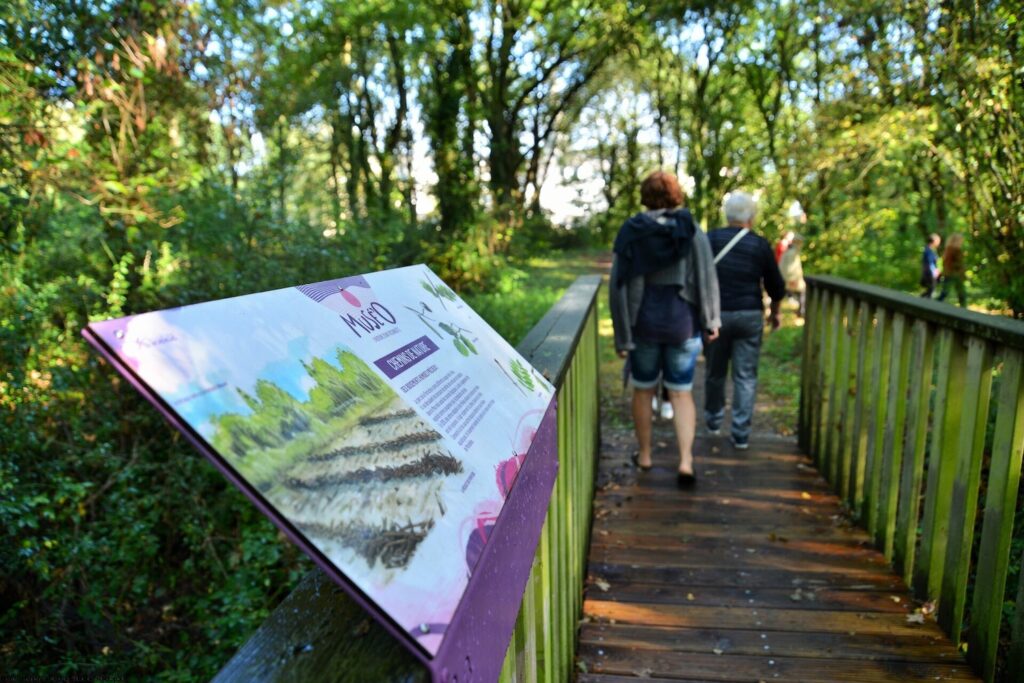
[577,425,980,681]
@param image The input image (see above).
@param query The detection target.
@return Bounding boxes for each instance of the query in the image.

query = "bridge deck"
[577,419,979,681]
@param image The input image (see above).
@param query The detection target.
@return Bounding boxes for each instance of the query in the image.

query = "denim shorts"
[629,335,703,392]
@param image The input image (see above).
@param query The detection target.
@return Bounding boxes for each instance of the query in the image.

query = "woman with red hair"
[609,171,721,486]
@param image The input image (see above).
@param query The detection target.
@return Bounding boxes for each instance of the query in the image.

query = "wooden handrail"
[800,275,1024,683]
[807,275,1024,350]
[214,274,603,682]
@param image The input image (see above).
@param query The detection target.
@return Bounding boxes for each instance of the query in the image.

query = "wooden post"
[937,337,994,643]
[826,295,851,488]
[837,297,858,499]
[877,312,911,558]
[847,301,873,509]
[799,286,821,452]
[811,289,832,461]
[893,319,935,585]
[863,308,891,529]
[968,349,1024,680]
[915,329,967,601]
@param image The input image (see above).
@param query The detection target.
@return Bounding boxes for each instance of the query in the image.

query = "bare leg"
[669,389,696,475]
[632,388,655,468]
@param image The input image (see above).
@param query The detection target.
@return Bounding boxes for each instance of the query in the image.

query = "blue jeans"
[704,310,764,441]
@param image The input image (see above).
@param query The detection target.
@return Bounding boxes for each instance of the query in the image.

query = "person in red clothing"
[774,230,794,263]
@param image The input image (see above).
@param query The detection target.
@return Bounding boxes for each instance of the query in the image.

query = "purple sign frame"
[82,322,559,682]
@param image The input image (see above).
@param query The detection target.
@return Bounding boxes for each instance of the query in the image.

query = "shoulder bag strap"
[713,228,750,265]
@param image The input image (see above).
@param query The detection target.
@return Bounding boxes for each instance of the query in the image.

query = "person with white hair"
[704,191,786,450]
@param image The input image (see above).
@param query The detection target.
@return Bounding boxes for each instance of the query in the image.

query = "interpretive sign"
[83,265,558,680]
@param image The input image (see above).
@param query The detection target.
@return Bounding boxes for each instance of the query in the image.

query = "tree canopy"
[2,0,1022,677]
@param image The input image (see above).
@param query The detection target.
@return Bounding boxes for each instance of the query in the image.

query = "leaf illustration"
[453,338,469,356]
[510,359,535,391]
[439,322,457,336]
[460,336,477,355]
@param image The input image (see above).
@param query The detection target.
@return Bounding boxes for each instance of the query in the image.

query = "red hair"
[640,171,684,209]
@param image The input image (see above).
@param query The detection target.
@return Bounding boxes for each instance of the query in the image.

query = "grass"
[464,249,604,344]
[756,302,805,435]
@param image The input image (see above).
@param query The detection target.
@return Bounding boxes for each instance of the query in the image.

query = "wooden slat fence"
[800,275,1024,682]
[213,274,603,682]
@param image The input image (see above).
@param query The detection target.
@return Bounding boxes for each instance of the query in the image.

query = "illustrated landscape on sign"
[209,345,465,581]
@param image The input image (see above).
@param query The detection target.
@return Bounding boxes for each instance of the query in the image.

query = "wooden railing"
[800,275,1024,682]
[213,274,603,682]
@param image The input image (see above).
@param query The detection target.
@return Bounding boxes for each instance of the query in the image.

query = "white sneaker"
[707,427,721,436]
[660,401,674,420]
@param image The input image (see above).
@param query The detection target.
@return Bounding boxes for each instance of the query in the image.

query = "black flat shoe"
[677,471,697,487]
[631,452,652,471]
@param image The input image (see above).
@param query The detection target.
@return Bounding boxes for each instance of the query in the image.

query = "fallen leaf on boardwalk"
[712,648,724,655]
[920,600,937,615]
[576,661,589,673]
[790,589,804,601]
[801,491,812,499]
[704,469,717,475]
[633,668,653,678]
[598,529,609,536]
[796,463,814,471]
[686,593,695,601]
[906,613,926,624]
[890,596,901,603]
[712,446,720,453]
[594,579,611,592]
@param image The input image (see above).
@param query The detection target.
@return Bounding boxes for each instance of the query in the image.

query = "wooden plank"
[538,515,554,683]
[837,296,858,498]
[576,643,978,682]
[968,349,1024,680]
[863,307,891,529]
[585,582,913,613]
[521,557,538,683]
[590,560,905,590]
[592,519,871,543]
[590,534,888,564]
[811,290,827,464]
[893,319,936,585]
[585,599,946,637]
[211,570,427,683]
[815,288,839,471]
[799,286,821,451]
[914,329,966,602]
[937,336,994,643]
[822,292,845,483]
[579,622,958,662]
[877,311,912,558]
[847,301,873,508]
[590,545,891,574]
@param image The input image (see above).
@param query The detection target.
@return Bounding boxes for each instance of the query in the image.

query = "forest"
[2,0,1022,678]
